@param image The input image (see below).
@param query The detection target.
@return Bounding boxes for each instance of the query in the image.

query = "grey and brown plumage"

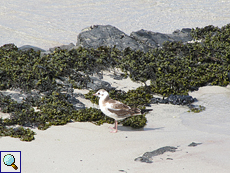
[93,89,152,133]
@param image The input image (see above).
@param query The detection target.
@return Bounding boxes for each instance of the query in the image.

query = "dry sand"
[1,73,230,173]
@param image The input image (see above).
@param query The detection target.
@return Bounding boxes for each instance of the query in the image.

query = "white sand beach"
[1,1,230,173]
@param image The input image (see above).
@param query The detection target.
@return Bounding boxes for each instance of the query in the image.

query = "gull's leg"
[110,120,118,133]
[109,125,116,129]
[109,120,116,129]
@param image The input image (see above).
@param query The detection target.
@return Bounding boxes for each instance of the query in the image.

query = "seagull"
[93,89,152,133]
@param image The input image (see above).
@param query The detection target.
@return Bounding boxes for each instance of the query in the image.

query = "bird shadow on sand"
[117,126,164,132]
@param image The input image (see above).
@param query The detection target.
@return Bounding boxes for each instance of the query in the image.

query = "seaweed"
[121,114,147,128]
[0,90,115,141]
[0,45,120,92]
[188,105,206,113]
[119,39,230,96]
[0,124,35,141]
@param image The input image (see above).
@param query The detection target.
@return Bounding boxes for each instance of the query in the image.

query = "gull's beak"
[93,93,97,96]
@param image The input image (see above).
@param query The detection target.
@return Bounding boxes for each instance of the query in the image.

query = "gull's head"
[93,89,109,98]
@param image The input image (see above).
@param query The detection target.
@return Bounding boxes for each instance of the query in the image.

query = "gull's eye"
[98,92,100,95]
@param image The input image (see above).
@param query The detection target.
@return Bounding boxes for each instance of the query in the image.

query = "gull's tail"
[140,109,153,114]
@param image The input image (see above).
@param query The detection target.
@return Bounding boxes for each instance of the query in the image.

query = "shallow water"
[0,0,230,50]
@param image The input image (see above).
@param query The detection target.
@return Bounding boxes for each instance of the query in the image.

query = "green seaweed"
[188,105,206,113]
[0,119,35,141]
[0,45,120,92]
[0,91,115,141]
[121,114,147,128]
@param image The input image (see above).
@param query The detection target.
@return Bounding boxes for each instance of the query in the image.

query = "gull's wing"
[106,99,141,117]
[110,101,131,110]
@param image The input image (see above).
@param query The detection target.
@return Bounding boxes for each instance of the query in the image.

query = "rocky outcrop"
[76,25,193,52]
[130,28,192,48]
[17,25,193,53]
[76,25,148,52]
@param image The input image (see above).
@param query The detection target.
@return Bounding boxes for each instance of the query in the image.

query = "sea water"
[0,0,230,50]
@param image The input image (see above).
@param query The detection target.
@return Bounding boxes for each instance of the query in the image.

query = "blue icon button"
[1,151,21,173]
[3,154,18,170]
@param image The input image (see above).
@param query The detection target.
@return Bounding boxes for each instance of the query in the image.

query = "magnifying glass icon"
[3,154,18,170]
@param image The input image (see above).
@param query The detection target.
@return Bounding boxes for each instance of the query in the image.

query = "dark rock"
[0,90,41,103]
[112,74,126,80]
[107,73,127,80]
[66,94,85,109]
[72,93,85,99]
[86,76,115,91]
[167,94,196,105]
[166,158,173,160]
[135,156,153,163]
[0,92,25,103]
[188,142,202,147]
[150,94,196,105]
[135,146,177,163]
[150,97,162,104]
[158,98,169,104]
[131,28,192,48]
[55,77,74,93]
[49,43,75,52]
[76,25,149,52]
[76,25,193,52]
[131,30,173,48]
[94,72,103,80]
[227,72,230,81]
[42,90,53,96]
[130,29,158,48]
[190,86,199,91]
[19,45,46,52]
[169,28,193,43]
